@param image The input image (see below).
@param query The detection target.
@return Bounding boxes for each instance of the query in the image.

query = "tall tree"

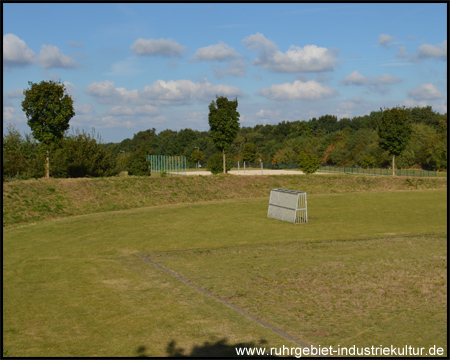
[22,80,75,178]
[378,106,412,175]
[208,96,240,173]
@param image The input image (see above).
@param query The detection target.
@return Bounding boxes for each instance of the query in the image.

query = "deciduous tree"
[190,149,205,168]
[378,106,412,175]
[22,80,75,178]
[242,143,257,163]
[208,96,240,173]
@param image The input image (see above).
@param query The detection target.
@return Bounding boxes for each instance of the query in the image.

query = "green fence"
[146,155,186,175]
[317,165,439,177]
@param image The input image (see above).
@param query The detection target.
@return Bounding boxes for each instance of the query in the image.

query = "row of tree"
[104,105,446,175]
[2,80,447,180]
[3,124,119,180]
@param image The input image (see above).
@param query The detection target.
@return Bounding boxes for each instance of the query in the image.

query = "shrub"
[51,129,119,178]
[126,144,150,176]
[297,151,321,175]
[206,152,233,174]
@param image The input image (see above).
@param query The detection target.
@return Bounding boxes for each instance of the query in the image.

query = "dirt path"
[185,169,306,176]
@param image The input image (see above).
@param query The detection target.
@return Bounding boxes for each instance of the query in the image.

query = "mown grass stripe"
[137,254,319,354]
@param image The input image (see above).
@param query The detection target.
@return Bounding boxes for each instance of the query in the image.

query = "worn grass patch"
[152,234,447,352]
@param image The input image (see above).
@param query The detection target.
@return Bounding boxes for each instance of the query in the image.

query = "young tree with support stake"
[208,96,240,174]
[377,106,412,176]
[22,80,75,179]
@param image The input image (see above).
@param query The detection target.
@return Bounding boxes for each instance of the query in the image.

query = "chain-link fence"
[317,165,440,177]
[187,160,443,178]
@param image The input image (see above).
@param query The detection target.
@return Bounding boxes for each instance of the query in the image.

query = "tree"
[208,96,240,173]
[297,151,321,175]
[378,106,412,176]
[242,143,257,163]
[22,80,75,178]
[190,149,205,168]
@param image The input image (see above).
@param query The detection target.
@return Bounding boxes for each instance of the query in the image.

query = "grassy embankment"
[3,173,446,227]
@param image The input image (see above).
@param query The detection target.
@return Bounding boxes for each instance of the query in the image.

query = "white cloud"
[107,105,135,116]
[3,105,27,124]
[341,70,402,93]
[415,40,447,60]
[408,83,444,100]
[130,38,187,57]
[3,106,17,122]
[258,80,338,100]
[4,88,24,98]
[74,103,92,114]
[243,32,278,52]
[243,32,338,72]
[85,79,243,106]
[341,70,366,85]
[85,80,117,97]
[63,81,78,98]
[104,56,145,76]
[255,109,282,117]
[135,105,160,116]
[107,105,160,116]
[375,73,402,84]
[191,41,242,62]
[141,79,243,105]
[213,59,247,78]
[396,46,408,58]
[3,33,35,68]
[36,44,78,69]
[378,33,395,47]
[181,110,208,128]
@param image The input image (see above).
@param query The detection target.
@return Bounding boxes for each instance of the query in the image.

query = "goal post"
[267,188,308,224]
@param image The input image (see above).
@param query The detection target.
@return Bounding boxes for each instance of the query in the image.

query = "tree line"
[2,80,447,180]
[3,105,447,180]
[103,105,446,175]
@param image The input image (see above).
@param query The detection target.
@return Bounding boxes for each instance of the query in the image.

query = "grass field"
[3,181,447,357]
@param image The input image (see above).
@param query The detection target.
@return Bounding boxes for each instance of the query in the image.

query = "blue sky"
[3,3,447,143]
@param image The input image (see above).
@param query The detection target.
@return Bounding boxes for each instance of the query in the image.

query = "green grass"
[3,174,447,227]
[154,234,447,351]
[3,189,447,356]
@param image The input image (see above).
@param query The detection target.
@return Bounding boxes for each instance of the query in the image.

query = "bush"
[206,152,233,174]
[126,144,150,176]
[51,129,119,178]
[359,153,378,168]
[297,151,321,175]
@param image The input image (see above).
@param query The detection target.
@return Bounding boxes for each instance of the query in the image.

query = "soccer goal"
[267,188,308,224]
[146,155,187,175]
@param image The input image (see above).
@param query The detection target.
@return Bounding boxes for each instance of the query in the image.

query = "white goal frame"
[267,188,308,224]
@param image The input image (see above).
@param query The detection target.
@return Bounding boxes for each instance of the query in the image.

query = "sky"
[3,3,447,143]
